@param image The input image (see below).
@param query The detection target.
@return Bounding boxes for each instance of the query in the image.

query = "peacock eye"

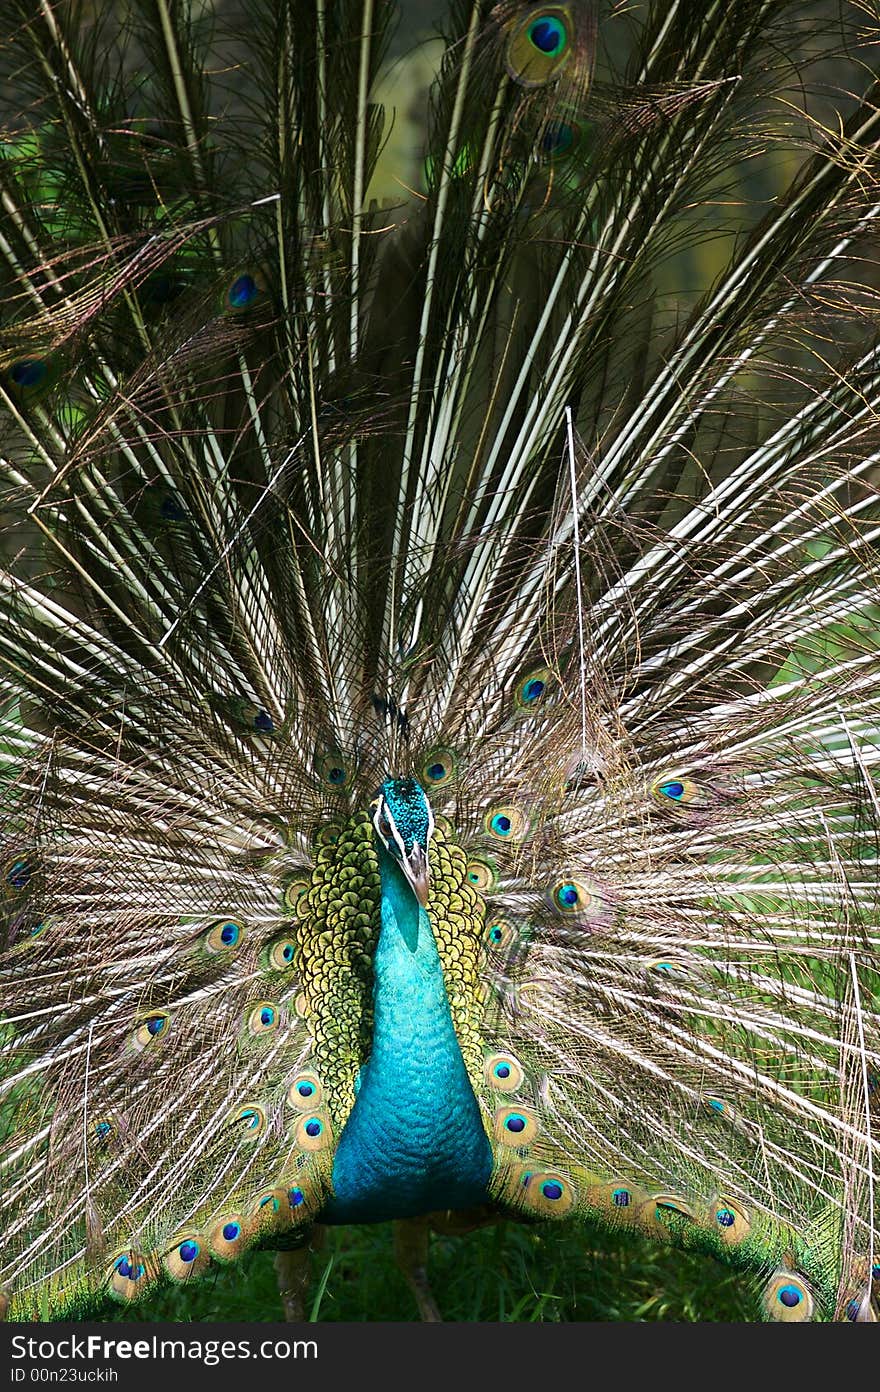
[484,805,528,842]
[4,856,34,892]
[205,918,244,953]
[550,878,592,915]
[505,8,574,87]
[541,119,577,158]
[762,1273,814,1322]
[466,857,498,892]
[528,14,567,55]
[315,821,343,848]
[134,1012,170,1050]
[229,275,256,306]
[485,1052,524,1092]
[421,748,457,788]
[515,666,552,710]
[267,936,296,969]
[225,272,263,311]
[294,1111,333,1152]
[160,493,186,522]
[9,358,47,389]
[208,1216,249,1263]
[650,772,703,810]
[485,918,515,950]
[108,1247,157,1301]
[246,1002,279,1036]
[233,1105,266,1135]
[317,753,350,788]
[494,1105,539,1146]
[282,879,309,914]
[5,358,55,400]
[250,1189,293,1238]
[286,1073,324,1111]
[710,1198,750,1245]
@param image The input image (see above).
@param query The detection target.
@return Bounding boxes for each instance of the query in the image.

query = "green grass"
[99,1220,757,1323]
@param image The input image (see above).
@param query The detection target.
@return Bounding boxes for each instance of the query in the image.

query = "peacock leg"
[393,1217,442,1322]
[274,1227,323,1322]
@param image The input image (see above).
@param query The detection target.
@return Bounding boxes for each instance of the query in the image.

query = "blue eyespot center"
[494,1064,511,1079]
[297,1082,314,1097]
[146,1015,166,1036]
[178,1241,199,1263]
[505,1115,526,1134]
[6,859,32,890]
[542,121,574,155]
[289,1187,305,1207]
[427,763,446,781]
[222,1222,240,1242]
[716,1208,735,1227]
[612,1188,630,1207]
[228,274,258,307]
[260,1007,274,1027]
[305,1119,322,1138]
[160,494,185,521]
[660,780,685,800]
[115,1256,144,1281]
[95,1121,112,1140]
[542,1181,564,1201]
[522,678,545,702]
[778,1285,801,1308]
[10,359,47,388]
[557,883,579,907]
[528,16,566,54]
[220,922,238,946]
[253,711,274,733]
[328,766,345,783]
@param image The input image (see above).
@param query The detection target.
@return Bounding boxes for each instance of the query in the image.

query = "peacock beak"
[402,843,430,907]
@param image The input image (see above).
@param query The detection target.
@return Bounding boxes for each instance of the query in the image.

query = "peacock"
[1,0,879,1325]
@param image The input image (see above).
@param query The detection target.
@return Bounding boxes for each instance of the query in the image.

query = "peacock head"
[371,778,435,907]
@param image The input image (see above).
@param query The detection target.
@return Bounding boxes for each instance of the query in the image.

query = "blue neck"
[326,847,492,1222]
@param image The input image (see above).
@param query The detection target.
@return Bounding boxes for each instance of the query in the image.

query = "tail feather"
[0,0,879,1321]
